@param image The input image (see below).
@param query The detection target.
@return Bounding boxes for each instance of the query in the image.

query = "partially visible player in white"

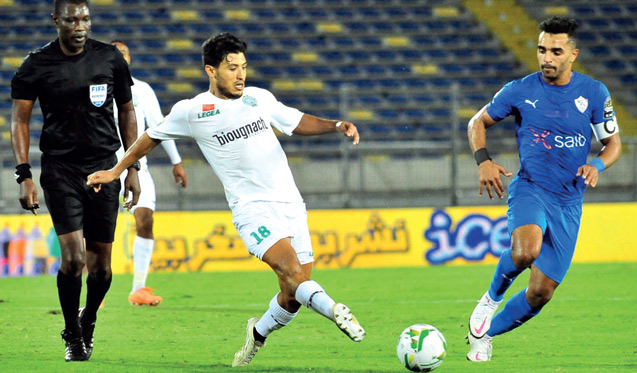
[89,33,365,367]
[112,40,188,307]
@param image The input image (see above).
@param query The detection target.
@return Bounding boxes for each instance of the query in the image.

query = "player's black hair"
[202,33,247,68]
[539,16,579,39]
[53,0,88,15]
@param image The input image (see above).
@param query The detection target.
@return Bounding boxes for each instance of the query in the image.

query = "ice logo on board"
[424,210,509,264]
[89,84,107,107]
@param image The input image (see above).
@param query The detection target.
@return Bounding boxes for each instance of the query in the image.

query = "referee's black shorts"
[40,154,121,243]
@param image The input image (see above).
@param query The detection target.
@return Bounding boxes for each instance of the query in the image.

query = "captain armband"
[590,118,619,141]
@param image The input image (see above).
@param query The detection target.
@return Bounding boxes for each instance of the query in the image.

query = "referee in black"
[10,0,140,362]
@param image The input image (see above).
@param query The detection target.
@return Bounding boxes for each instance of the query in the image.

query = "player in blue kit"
[465,16,622,361]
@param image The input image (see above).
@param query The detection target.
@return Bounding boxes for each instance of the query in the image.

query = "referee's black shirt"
[11,38,134,164]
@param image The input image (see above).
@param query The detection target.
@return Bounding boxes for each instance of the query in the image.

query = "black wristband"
[473,148,491,166]
[14,163,32,184]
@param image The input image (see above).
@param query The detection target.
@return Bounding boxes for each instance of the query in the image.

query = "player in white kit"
[112,41,188,307]
[88,33,365,366]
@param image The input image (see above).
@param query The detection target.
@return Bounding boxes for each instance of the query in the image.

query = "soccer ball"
[396,324,447,372]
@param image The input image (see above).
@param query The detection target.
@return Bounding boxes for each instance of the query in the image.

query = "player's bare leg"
[232,238,364,367]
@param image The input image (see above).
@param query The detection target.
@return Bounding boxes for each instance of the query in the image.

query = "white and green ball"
[396,324,447,372]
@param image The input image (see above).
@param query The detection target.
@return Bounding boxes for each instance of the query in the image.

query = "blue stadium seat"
[345,23,369,33]
[358,95,381,105]
[310,66,335,76]
[338,66,360,75]
[202,10,223,19]
[307,96,329,106]
[359,37,382,47]
[254,9,276,19]
[242,23,265,33]
[140,25,161,34]
[362,65,386,74]
[218,24,240,33]
[268,23,290,33]
[142,40,165,49]
[137,54,159,63]
[348,51,372,62]
[619,45,637,57]
[387,95,408,104]
[149,11,171,20]
[294,23,316,33]
[285,66,308,76]
[604,60,626,71]
[123,11,145,21]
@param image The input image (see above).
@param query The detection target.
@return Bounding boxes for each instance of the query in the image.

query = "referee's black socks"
[57,271,82,335]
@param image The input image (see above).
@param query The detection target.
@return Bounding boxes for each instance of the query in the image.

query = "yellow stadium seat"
[0,0,15,6]
[167,82,194,93]
[459,107,478,118]
[1,131,11,141]
[348,110,375,120]
[433,7,459,17]
[317,23,342,33]
[92,0,114,5]
[272,81,297,91]
[167,39,194,50]
[292,52,319,63]
[0,117,7,126]
[383,36,410,47]
[2,57,23,68]
[299,80,323,91]
[172,10,198,21]
[224,10,251,20]
[177,68,203,79]
[412,64,438,75]
[544,6,569,16]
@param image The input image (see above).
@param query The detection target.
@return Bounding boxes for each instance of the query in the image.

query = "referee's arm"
[11,98,39,214]
[116,99,141,209]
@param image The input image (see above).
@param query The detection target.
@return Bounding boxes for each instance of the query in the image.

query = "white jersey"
[116,77,182,168]
[146,87,304,209]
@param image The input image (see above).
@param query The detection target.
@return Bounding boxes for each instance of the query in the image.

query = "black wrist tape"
[473,148,491,166]
[15,163,32,184]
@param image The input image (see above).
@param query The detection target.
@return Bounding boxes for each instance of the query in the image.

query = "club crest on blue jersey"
[242,95,257,107]
[574,96,588,113]
[89,84,107,107]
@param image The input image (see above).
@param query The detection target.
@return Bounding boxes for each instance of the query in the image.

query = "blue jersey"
[486,72,616,203]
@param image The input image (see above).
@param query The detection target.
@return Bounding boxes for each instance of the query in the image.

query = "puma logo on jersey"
[525,99,538,108]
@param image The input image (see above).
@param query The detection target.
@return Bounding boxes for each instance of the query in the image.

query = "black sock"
[83,274,112,323]
[57,271,82,335]
[253,327,266,343]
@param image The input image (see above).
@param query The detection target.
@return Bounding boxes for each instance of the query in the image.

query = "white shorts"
[120,167,156,213]
[232,201,314,264]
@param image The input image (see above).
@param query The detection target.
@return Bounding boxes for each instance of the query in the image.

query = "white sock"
[255,293,298,338]
[295,280,336,320]
[132,236,154,293]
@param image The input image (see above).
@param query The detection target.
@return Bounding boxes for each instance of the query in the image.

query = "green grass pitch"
[0,263,635,372]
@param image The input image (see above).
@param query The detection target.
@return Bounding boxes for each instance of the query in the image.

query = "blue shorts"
[507,178,583,283]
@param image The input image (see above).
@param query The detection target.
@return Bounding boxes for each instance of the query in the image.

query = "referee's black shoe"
[79,308,96,359]
[61,329,88,362]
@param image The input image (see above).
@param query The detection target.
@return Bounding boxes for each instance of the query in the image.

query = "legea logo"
[424,210,509,264]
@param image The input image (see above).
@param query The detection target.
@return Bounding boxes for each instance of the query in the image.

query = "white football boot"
[466,333,492,362]
[332,303,366,342]
[232,317,264,367]
[469,292,501,338]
